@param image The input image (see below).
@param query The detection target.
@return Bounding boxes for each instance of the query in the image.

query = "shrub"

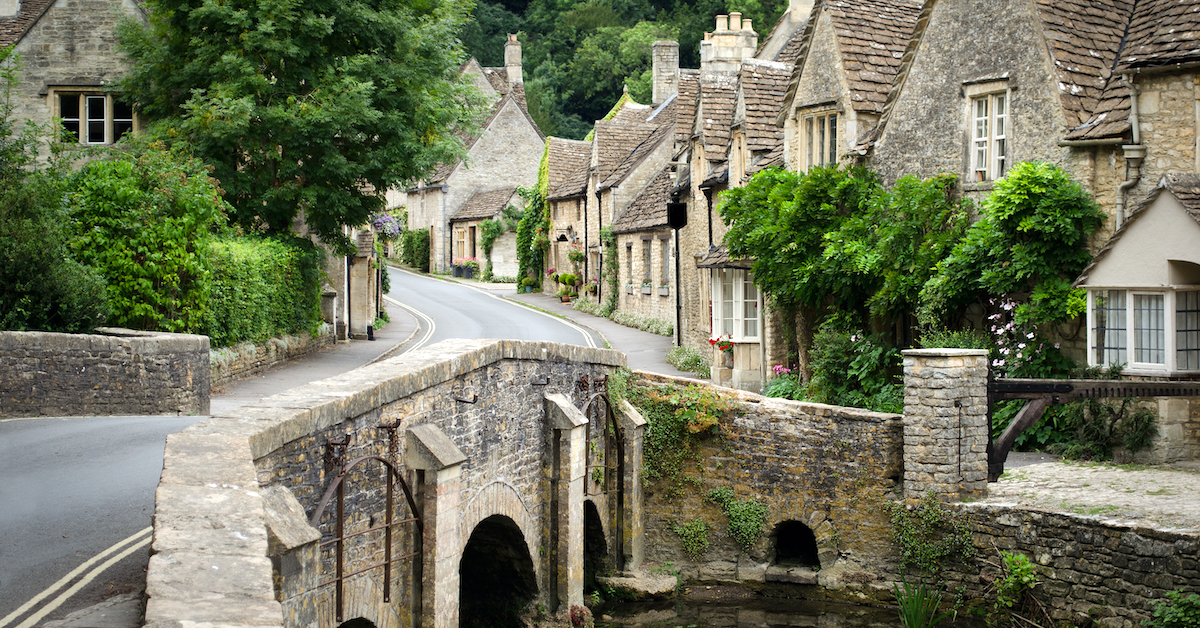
[401,228,430,272]
[69,142,228,334]
[706,487,768,554]
[805,319,903,413]
[205,236,324,347]
[1146,591,1200,628]
[610,310,673,336]
[667,345,711,379]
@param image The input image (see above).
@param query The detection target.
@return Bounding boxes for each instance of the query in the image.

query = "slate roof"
[1117,0,1200,71]
[547,138,593,201]
[746,143,784,177]
[775,30,807,65]
[739,59,793,152]
[757,5,809,64]
[598,99,678,192]
[594,119,660,187]
[676,70,701,145]
[611,167,673,234]
[1036,0,1134,129]
[1076,173,1200,286]
[698,72,739,163]
[449,187,518,223]
[696,244,753,269]
[0,0,57,48]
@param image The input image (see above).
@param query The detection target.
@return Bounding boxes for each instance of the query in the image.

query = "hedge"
[206,236,324,348]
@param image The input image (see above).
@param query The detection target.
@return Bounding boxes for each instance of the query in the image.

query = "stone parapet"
[210,325,336,390]
[902,349,989,501]
[0,328,209,417]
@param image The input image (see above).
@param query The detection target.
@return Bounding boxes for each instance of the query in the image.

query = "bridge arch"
[459,514,539,628]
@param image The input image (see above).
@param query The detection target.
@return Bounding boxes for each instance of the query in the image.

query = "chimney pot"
[715,14,728,31]
[504,34,523,85]
[730,12,742,30]
[743,18,752,31]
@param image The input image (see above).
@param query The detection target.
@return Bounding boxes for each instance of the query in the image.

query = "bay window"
[711,268,759,342]
[1088,288,1200,374]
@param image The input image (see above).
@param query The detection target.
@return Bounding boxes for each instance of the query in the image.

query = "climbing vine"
[672,518,710,560]
[599,226,620,316]
[706,487,769,554]
[882,492,975,577]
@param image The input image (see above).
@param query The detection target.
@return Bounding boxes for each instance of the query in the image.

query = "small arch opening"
[459,514,538,628]
[772,520,820,567]
[337,620,376,628]
[583,500,608,592]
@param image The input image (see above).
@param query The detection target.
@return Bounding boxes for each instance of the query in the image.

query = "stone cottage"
[447,186,522,278]
[399,34,545,273]
[544,137,593,289]
[1,0,144,148]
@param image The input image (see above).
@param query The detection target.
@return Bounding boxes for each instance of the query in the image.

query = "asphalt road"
[0,268,597,626]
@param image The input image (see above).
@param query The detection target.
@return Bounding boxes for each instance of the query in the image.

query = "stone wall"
[635,372,904,590]
[150,339,628,628]
[210,325,336,390]
[615,231,676,324]
[948,504,1200,628]
[0,328,209,417]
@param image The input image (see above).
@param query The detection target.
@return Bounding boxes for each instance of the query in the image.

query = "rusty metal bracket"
[453,393,478,404]
[531,375,550,386]
[324,436,350,474]
[577,375,591,393]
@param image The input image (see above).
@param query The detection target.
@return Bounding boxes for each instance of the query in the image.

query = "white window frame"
[1087,287,1200,375]
[801,110,838,171]
[710,268,760,343]
[53,90,135,145]
[964,81,1009,182]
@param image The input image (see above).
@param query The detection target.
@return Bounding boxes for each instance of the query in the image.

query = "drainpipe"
[591,187,602,287]
[704,188,714,249]
[1116,74,1145,229]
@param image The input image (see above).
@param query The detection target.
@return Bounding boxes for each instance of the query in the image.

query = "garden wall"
[0,328,209,417]
[209,324,336,390]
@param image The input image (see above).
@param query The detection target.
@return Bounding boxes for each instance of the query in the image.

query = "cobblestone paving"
[983,459,1200,532]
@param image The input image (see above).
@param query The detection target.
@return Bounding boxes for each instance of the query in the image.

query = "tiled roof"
[827,0,923,115]
[757,5,809,64]
[746,144,784,178]
[775,29,807,65]
[611,102,656,124]
[698,72,738,162]
[696,244,753,269]
[449,187,518,223]
[0,0,55,48]
[700,162,729,188]
[1076,173,1200,286]
[739,59,792,151]
[1117,0,1200,71]
[599,99,677,191]
[594,120,659,186]
[676,70,701,145]
[611,167,673,234]
[548,138,593,201]
[547,137,591,192]
[1036,0,1134,129]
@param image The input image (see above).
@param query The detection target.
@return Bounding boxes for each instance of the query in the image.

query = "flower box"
[626,284,633,294]
[658,285,670,296]
[452,265,463,277]
[641,283,652,295]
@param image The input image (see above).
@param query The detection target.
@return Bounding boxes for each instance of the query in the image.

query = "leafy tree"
[0,46,109,332]
[918,161,1105,329]
[118,0,484,253]
[68,142,229,333]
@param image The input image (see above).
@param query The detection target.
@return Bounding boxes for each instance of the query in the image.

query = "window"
[803,111,837,170]
[711,268,759,342]
[57,92,134,145]
[1088,288,1200,373]
[966,84,1008,182]
[625,243,633,285]
[659,238,670,285]
[642,240,652,283]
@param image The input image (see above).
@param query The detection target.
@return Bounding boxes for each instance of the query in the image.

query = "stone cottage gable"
[427,89,543,184]
[598,99,678,193]
[1076,173,1200,287]
[611,167,673,234]
[736,59,792,153]
[450,187,519,223]
[756,0,812,64]
[594,119,660,186]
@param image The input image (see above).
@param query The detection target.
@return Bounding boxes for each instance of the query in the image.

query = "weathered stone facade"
[0,328,209,417]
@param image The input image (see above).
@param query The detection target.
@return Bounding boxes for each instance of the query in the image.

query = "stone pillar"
[544,394,587,610]
[901,349,989,501]
[406,424,468,628]
[615,399,646,571]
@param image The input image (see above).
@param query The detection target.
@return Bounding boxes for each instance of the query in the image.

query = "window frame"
[800,109,838,171]
[710,268,760,343]
[963,81,1010,183]
[1087,287,1200,375]
[52,89,136,145]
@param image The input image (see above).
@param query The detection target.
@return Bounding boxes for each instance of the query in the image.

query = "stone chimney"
[651,40,679,104]
[505,33,523,85]
[0,0,20,18]
[700,12,758,72]
[790,0,815,19]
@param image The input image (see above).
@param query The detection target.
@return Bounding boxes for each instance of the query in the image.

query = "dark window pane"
[113,121,133,141]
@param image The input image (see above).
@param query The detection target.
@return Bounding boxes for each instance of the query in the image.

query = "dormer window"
[1088,287,1200,374]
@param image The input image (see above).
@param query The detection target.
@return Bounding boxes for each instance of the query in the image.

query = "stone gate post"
[545,394,586,611]
[406,424,467,628]
[901,349,989,501]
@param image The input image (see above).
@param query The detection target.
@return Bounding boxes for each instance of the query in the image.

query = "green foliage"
[706,487,768,554]
[0,47,109,333]
[615,376,732,495]
[804,319,903,413]
[118,0,483,253]
[919,161,1105,329]
[667,346,711,379]
[883,492,975,577]
[610,310,673,336]
[69,142,228,334]
[994,552,1038,613]
[895,574,954,628]
[401,228,431,272]
[1056,396,1158,461]
[1145,591,1200,628]
[673,518,711,561]
[205,235,324,347]
[600,226,620,316]
[517,177,549,284]
[918,328,991,350]
[764,369,803,400]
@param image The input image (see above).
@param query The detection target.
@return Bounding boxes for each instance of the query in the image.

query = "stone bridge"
[147,339,642,628]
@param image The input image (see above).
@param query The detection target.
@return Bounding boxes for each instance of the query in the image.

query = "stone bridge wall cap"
[902,348,989,357]
[617,399,647,428]
[544,393,589,429]
[261,486,321,554]
[406,423,467,470]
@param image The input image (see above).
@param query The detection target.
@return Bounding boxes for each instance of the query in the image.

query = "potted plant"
[640,281,652,295]
[626,283,633,294]
[709,335,734,368]
[451,257,464,277]
[658,284,670,296]
[462,258,480,279]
